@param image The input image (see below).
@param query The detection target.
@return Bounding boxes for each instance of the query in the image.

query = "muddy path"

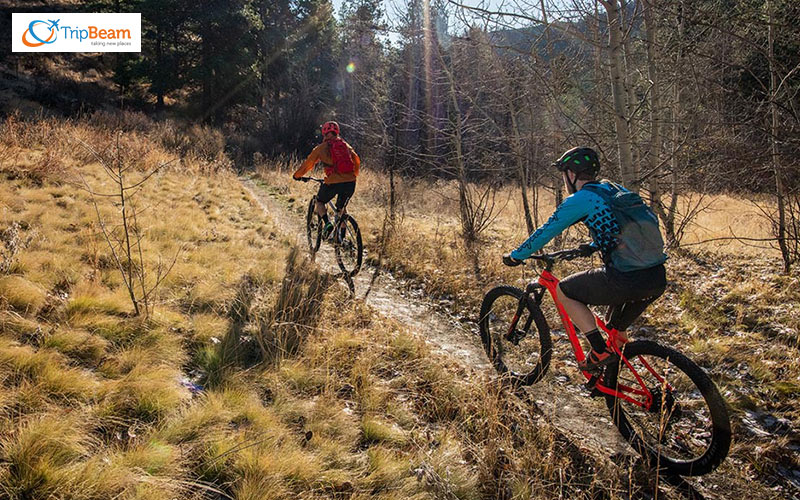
[242,176,765,500]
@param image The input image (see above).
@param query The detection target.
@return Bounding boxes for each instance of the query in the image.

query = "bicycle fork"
[504,284,545,345]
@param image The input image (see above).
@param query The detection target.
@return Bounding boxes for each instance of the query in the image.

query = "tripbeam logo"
[22,19,59,47]
[13,13,141,52]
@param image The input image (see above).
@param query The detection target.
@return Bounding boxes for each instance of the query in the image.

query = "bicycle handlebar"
[530,248,584,261]
[528,248,586,269]
[297,176,324,184]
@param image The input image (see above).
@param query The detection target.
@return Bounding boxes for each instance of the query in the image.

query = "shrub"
[99,364,187,422]
[0,276,46,315]
[43,328,109,366]
[256,247,332,364]
[0,413,92,499]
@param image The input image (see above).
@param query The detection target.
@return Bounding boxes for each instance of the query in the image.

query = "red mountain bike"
[479,249,731,476]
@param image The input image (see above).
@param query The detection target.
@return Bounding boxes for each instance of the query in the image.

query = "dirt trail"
[242,176,745,499]
[243,178,630,445]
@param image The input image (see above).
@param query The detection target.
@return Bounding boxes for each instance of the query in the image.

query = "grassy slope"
[0,115,655,499]
[257,163,800,495]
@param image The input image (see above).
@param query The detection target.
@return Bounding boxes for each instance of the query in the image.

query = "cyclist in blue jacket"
[503,147,667,372]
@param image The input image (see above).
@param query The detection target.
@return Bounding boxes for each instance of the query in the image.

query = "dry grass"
[0,114,298,498]
[0,276,46,315]
[42,328,109,366]
[0,412,92,499]
[0,338,99,403]
[2,111,792,498]
[360,416,407,446]
[257,247,333,363]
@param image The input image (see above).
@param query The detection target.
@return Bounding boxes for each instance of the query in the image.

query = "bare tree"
[78,133,180,318]
[768,0,790,271]
[438,42,500,247]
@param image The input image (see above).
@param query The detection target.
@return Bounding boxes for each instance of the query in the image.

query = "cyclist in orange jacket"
[293,121,361,238]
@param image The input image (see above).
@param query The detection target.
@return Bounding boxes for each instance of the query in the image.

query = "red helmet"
[321,121,340,136]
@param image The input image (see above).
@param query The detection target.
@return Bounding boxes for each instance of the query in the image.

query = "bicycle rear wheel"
[478,286,552,386]
[334,215,363,277]
[306,197,322,256]
[604,340,731,476]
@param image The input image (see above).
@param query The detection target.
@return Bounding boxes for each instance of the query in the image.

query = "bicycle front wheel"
[478,286,552,386]
[334,215,363,277]
[604,340,731,476]
[306,198,322,256]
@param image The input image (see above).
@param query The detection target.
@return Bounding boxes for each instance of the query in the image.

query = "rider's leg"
[557,284,609,364]
[556,283,597,334]
[606,297,660,348]
[605,304,629,349]
[560,265,667,371]
[334,181,355,214]
[315,183,335,226]
[316,200,329,221]
[333,182,356,238]
[557,268,621,365]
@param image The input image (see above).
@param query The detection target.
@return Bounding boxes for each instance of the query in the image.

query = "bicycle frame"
[305,177,351,234]
[526,268,667,410]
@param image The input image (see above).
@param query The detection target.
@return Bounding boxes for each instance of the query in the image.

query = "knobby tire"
[479,285,552,386]
[604,340,731,476]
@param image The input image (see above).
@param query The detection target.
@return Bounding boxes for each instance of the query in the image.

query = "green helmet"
[553,147,600,177]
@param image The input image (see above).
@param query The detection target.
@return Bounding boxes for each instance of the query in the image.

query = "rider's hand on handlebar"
[577,244,596,257]
[502,253,524,267]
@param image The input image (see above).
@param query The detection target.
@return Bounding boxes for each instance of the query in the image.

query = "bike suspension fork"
[505,286,540,340]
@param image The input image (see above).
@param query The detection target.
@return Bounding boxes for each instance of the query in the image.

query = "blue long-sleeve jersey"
[510,181,621,261]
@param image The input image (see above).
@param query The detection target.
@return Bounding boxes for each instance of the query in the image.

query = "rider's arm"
[293,145,323,179]
[352,149,361,176]
[510,191,593,260]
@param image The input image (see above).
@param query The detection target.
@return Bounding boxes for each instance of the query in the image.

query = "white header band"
[12,13,141,53]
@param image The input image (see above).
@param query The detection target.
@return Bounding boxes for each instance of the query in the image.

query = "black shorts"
[559,264,667,330]
[317,181,356,211]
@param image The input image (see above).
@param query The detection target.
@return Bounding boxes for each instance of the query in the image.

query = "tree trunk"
[509,95,534,233]
[422,0,436,159]
[643,0,663,219]
[601,0,636,188]
[769,0,790,272]
[619,0,639,174]
[592,0,604,141]
[662,0,686,246]
[553,183,564,247]
[541,0,564,246]
[155,23,164,110]
[439,45,472,243]
[519,161,535,234]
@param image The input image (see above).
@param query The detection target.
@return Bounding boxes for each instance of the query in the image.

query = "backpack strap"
[583,180,623,198]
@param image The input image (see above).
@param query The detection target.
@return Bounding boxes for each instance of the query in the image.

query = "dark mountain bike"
[302,177,363,277]
[479,248,731,476]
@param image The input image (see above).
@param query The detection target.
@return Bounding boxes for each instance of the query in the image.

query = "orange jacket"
[293,139,361,185]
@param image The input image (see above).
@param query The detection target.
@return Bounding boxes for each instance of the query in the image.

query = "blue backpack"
[584,182,667,272]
